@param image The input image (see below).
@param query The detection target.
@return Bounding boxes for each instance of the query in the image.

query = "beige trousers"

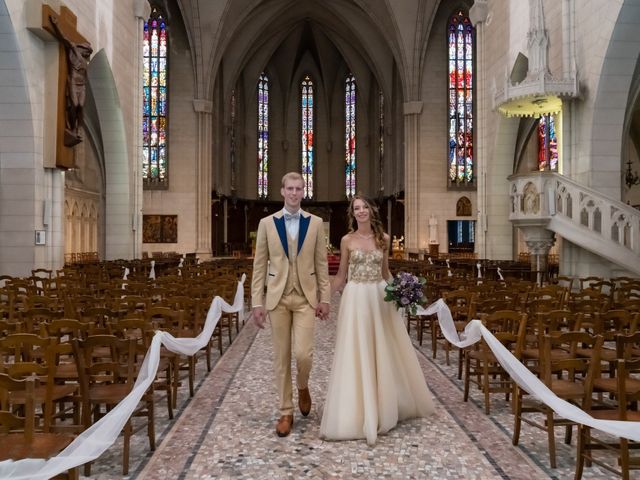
[269,291,316,416]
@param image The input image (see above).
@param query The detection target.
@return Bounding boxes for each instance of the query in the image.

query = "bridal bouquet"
[384,271,427,316]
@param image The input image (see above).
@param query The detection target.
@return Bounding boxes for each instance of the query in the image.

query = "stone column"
[522,228,556,285]
[403,101,422,252]
[194,99,213,259]
[133,0,150,258]
[470,0,489,258]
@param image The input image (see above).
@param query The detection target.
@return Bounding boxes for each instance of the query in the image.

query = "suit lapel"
[273,215,288,258]
[298,214,311,253]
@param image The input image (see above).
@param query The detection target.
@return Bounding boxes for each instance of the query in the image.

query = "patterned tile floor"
[83,295,637,479]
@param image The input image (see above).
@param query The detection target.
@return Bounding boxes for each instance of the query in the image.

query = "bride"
[320,195,435,445]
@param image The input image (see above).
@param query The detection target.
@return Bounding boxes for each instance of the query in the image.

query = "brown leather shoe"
[298,388,311,416]
[276,415,293,437]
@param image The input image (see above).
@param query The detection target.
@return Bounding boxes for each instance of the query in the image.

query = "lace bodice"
[348,249,384,283]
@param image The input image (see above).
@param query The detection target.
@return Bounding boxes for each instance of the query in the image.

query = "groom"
[251,172,331,437]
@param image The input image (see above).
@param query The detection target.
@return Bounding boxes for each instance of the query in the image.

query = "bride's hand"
[315,302,330,320]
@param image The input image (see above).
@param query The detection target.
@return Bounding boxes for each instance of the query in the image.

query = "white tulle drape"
[3,287,637,479]
[418,299,640,442]
[0,275,246,480]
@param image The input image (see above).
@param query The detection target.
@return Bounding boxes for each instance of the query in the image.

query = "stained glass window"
[257,73,269,198]
[447,11,474,186]
[538,114,558,171]
[345,74,356,198]
[301,75,314,199]
[143,7,168,187]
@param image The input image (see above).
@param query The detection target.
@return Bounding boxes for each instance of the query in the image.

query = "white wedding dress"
[320,249,435,445]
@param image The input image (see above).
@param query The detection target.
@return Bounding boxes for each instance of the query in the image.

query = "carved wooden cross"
[42,4,91,169]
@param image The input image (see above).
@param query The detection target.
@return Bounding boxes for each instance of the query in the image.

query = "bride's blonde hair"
[347,195,387,250]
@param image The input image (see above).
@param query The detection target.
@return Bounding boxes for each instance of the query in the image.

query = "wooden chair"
[463,310,526,414]
[591,332,640,402]
[73,335,154,475]
[0,334,79,428]
[512,331,604,468]
[0,374,78,479]
[109,317,174,419]
[519,310,580,374]
[579,276,603,291]
[554,275,575,292]
[575,310,637,378]
[81,306,122,330]
[440,290,476,379]
[40,318,93,384]
[146,307,194,402]
[19,307,61,333]
[575,354,640,479]
[0,318,22,335]
[111,295,149,315]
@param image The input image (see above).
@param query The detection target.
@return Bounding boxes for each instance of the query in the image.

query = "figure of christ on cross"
[48,14,92,147]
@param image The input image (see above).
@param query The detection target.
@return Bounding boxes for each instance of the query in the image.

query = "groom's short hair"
[281,171,304,187]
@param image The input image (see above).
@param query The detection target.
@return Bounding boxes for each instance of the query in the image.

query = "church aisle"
[131,295,554,480]
[80,292,626,479]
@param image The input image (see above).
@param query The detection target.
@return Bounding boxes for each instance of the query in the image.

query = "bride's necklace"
[355,231,374,240]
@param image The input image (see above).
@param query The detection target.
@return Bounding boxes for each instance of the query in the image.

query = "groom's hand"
[252,306,267,329]
[315,302,329,320]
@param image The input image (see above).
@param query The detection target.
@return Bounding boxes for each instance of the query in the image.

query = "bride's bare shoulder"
[341,233,354,244]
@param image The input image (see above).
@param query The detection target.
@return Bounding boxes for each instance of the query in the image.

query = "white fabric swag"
[0,275,246,480]
[417,300,640,442]
[2,288,638,479]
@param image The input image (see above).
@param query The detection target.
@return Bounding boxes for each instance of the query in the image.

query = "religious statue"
[522,183,540,214]
[428,215,438,244]
[50,15,93,147]
[392,235,405,251]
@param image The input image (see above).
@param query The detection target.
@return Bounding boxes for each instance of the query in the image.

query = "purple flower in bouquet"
[384,271,427,315]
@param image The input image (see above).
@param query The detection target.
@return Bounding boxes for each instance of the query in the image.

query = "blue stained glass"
[143,87,150,115]
[159,87,166,115]
[143,7,168,185]
[301,75,314,198]
[143,117,149,144]
[345,74,357,198]
[257,73,269,198]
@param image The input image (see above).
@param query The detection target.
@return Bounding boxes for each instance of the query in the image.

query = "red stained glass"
[447,12,474,185]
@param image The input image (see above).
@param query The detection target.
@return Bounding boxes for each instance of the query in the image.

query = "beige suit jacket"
[251,210,330,311]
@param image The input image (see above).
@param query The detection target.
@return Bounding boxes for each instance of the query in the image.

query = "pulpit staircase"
[509,172,640,276]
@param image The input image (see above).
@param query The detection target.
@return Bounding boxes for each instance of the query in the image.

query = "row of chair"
[0,258,252,477]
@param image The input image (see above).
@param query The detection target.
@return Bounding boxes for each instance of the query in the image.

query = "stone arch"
[0,1,37,275]
[80,203,89,253]
[209,1,404,201]
[71,201,80,255]
[87,49,133,259]
[456,196,472,216]
[590,2,640,199]
[64,200,72,257]
[91,202,99,253]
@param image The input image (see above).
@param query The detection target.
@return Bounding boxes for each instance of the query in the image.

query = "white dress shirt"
[283,208,301,241]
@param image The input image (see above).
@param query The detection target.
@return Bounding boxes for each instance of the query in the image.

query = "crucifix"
[41,4,92,169]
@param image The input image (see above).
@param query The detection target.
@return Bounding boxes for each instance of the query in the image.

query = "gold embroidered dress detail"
[348,249,383,283]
